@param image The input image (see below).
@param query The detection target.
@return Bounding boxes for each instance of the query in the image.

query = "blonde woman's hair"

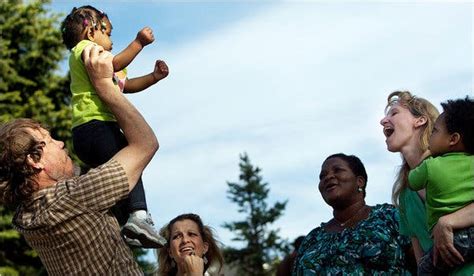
[156,213,224,276]
[385,91,439,206]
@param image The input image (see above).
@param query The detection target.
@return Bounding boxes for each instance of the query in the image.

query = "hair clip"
[82,18,89,28]
[100,21,107,31]
[98,10,107,18]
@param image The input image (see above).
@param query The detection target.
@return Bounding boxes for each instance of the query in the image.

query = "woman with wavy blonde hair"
[380,91,474,273]
[382,91,439,206]
[156,213,223,276]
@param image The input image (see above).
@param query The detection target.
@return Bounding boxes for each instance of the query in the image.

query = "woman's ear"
[356,176,366,191]
[202,242,209,256]
[414,116,428,128]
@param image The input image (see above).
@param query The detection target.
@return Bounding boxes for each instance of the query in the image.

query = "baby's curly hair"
[441,96,474,154]
[60,5,108,50]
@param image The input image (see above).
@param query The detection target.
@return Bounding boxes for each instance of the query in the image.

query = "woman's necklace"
[333,205,370,227]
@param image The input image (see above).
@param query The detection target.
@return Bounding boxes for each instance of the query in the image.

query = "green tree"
[0,0,71,142]
[223,153,289,276]
[0,1,152,273]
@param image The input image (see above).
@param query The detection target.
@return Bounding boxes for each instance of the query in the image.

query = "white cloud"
[123,2,472,252]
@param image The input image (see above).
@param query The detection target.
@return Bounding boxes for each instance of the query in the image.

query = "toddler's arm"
[408,158,429,191]
[124,60,169,93]
[113,27,155,72]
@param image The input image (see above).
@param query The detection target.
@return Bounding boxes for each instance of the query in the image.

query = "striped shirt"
[13,159,143,275]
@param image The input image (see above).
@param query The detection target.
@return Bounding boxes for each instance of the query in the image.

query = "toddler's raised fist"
[136,27,155,47]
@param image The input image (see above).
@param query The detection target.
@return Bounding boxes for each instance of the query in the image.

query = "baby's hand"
[136,27,155,47]
[152,60,169,81]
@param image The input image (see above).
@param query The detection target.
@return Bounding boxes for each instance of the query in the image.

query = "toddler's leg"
[418,249,436,276]
[73,120,125,166]
[453,227,474,263]
[122,175,166,248]
[127,177,148,212]
[111,177,146,225]
[74,121,165,248]
[418,249,449,276]
[74,120,129,225]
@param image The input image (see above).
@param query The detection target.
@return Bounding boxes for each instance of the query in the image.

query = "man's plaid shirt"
[13,159,143,275]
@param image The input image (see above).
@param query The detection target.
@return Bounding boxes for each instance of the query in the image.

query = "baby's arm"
[124,60,169,93]
[112,27,155,72]
[408,159,429,191]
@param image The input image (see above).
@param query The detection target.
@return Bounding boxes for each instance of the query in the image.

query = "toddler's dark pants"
[73,120,148,225]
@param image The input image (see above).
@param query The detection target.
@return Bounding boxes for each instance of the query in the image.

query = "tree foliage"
[223,153,289,275]
[0,0,71,142]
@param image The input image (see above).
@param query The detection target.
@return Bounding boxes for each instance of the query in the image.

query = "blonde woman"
[380,91,474,274]
[157,214,224,276]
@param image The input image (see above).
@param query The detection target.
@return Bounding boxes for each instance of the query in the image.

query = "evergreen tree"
[0,0,71,142]
[0,1,153,273]
[223,153,289,275]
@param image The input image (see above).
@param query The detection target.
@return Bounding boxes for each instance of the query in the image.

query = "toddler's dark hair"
[441,96,474,154]
[60,5,108,50]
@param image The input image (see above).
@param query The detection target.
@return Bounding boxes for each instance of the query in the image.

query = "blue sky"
[49,0,472,262]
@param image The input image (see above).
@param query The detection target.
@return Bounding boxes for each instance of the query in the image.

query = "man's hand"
[432,216,464,267]
[136,27,155,47]
[152,60,169,82]
[82,44,114,87]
